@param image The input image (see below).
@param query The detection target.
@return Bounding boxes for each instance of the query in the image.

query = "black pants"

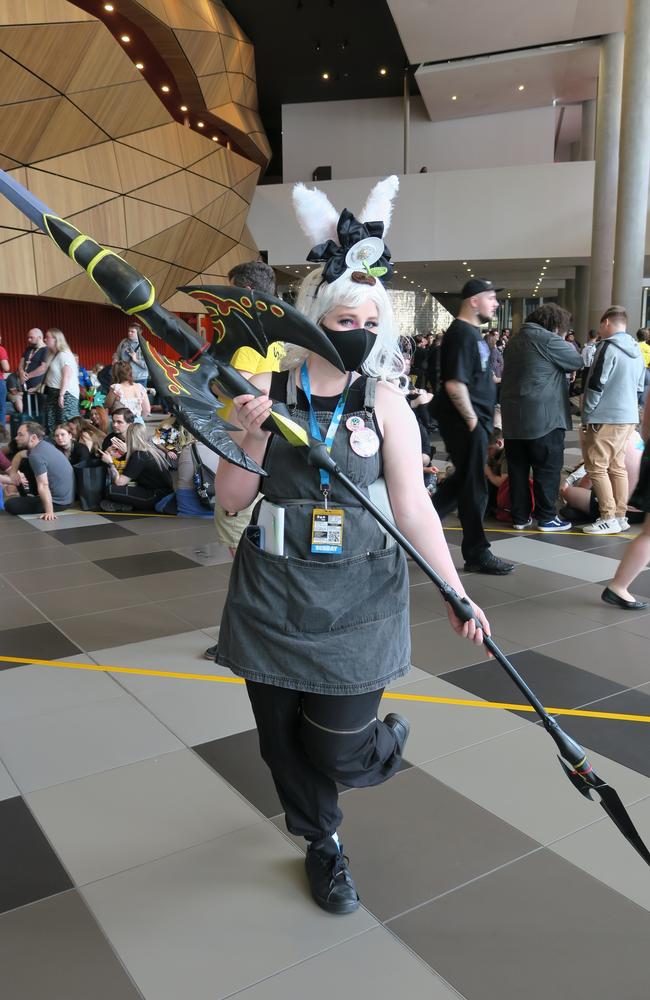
[246,680,403,841]
[105,482,164,511]
[4,495,68,515]
[433,418,490,564]
[505,427,566,525]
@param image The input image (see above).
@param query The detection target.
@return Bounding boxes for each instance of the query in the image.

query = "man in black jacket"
[500,304,584,531]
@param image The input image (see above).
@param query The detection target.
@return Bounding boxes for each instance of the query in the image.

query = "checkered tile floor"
[1,484,650,999]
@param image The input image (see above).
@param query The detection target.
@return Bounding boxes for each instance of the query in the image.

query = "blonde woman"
[100,422,172,511]
[42,328,79,433]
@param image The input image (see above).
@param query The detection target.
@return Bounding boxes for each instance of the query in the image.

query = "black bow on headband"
[306,208,393,284]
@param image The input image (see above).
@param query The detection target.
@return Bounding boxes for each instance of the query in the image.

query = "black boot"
[383,712,411,756]
[305,837,359,915]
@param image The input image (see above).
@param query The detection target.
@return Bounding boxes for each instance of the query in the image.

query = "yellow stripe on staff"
[1,655,649,725]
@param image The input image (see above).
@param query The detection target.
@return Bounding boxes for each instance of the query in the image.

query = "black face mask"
[320,324,376,371]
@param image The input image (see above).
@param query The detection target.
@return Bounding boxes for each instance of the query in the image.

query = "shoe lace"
[330,852,353,886]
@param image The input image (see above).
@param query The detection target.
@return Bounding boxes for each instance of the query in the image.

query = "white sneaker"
[617,516,630,531]
[582,518,622,535]
[513,518,533,530]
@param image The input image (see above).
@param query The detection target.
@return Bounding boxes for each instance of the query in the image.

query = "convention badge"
[311,507,344,554]
[349,426,380,457]
[345,414,365,432]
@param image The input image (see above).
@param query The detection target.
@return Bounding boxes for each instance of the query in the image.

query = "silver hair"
[285,266,405,382]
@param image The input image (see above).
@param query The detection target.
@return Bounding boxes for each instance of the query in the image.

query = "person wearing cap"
[433,279,514,574]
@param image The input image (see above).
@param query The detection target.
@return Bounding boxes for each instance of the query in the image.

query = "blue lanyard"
[301,362,350,499]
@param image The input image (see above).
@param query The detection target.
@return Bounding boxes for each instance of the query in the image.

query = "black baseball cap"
[461,278,503,299]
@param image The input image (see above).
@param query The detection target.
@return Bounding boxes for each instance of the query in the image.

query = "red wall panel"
[0,295,200,370]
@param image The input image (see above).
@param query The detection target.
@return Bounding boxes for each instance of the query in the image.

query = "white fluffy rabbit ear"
[292,183,340,246]
[358,175,399,235]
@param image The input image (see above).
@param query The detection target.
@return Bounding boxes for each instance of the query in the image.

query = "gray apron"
[217,372,411,695]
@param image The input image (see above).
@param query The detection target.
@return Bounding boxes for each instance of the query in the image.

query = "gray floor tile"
[56,602,195,651]
[172,540,233,565]
[65,533,171,560]
[194,729,282,818]
[410,618,518,674]
[157,589,228,629]
[384,674,526,767]
[28,749,262,884]
[120,515,211,536]
[0,621,81,662]
[333,767,538,922]
[0,795,73,913]
[111,563,231,601]
[0,543,87,571]
[233,926,460,1000]
[408,584,449,625]
[93,549,201,580]
[549,795,650,913]
[29,578,155,620]
[612,613,650,639]
[46,523,135,545]
[423,722,650,844]
[0,759,18,802]
[388,849,650,1000]
[486,600,602,646]
[0,592,47,629]
[0,514,40,537]
[627,568,650,598]
[0,693,182,792]
[3,560,114,595]
[1,529,66,555]
[490,536,621,582]
[0,658,122,723]
[538,627,650,687]
[91,630,231,678]
[82,824,376,1000]
[531,582,650,625]
[0,891,142,1000]
[461,562,586,598]
[20,511,108,530]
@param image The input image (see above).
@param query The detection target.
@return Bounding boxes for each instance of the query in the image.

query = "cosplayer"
[214,177,490,914]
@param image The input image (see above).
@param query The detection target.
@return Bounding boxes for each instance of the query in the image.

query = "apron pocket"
[227,532,288,626]
[284,546,406,634]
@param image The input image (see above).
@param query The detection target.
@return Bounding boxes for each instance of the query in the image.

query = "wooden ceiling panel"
[68,198,128,249]
[114,142,179,192]
[174,28,225,74]
[131,0,168,20]
[35,142,122,192]
[128,171,195,214]
[123,196,188,246]
[239,224,258,252]
[232,171,259,205]
[133,216,235,272]
[0,233,37,294]
[195,192,229,231]
[0,96,61,163]
[67,23,142,93]
[221,34,244,74]
[118,124,185,167]
[26,167,116,218]
[200,71,231,109]
[163,288,206,312]
[0,22,99,91]
[240,44,256,80]
[0,167,34,229]
[161,0,215,31]
[29,97,107,163]
[45,271,111,304]
[0,1,94,25]
[156,261,199,303]
[211,3,248,43]
[218,188,249,225]
[32,230,83,293]
[0,154,22,170]
[188,148,232,186]
[70,81,171,138]
[0,227,24,243]
[205,240,256,277]
[226,73,248,106]
[218,205,247,242]
[0,53,58,104]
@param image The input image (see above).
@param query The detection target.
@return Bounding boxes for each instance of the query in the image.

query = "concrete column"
[403,69,410,175]
[580,99,597,159]
[511,298,525,333]
[573,265,590,342]
[612,0,650,326]
[565,278,576,322]
[588,33,625,331]
[557,286,567,308]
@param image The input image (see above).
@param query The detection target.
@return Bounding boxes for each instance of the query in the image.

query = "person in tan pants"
[581,306,645,535]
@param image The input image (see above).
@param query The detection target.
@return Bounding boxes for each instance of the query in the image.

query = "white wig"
[283,266,405,382]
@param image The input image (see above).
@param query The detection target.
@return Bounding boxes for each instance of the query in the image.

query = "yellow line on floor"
[1,654,648,725]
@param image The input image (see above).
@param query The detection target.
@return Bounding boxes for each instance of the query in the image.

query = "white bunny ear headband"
[292,175,399,286]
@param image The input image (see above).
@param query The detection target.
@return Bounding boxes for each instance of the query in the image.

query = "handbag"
[73,461,107,511]
[190,443,215,510]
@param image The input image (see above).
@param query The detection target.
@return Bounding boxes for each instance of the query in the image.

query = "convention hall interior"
[2,0,650,997]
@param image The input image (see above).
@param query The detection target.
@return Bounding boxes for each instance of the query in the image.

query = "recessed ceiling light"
[545,258,550,263]
[197,121,205,128]
[322,71,330,80]
[161,84,170,93]
[180,104,188,112]
[135,62,144,70]
[211,136,219,141]
[462,261,467,265]
[379,67,388,76]
[451,95,458,101]
[103,2,114,9]
[470,273,474,277]
[120,34,130,42]
[518,84,525,91]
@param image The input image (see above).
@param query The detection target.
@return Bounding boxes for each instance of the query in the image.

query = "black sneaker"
[383,713,411,756]
[204,644,219,661]
[464,551,514,575]
[305,837,359,915]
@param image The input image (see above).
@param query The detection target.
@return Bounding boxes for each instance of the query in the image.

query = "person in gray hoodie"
[581,305,645,535]
[500,304,584,531]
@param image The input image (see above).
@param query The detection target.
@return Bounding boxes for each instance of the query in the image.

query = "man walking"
[433,279,514,574]
[500,304,584,531]
[581,306,645,535]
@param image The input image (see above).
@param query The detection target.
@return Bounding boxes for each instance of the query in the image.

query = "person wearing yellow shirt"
[206,260,285,660]
[638,328,650,407]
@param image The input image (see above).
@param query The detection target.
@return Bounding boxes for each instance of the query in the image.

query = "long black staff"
[307,442,650,867]
[1,168,648,867]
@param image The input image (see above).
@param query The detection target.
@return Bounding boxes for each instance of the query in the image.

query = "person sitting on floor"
[3,421,74,520]
[100,422,172,512]
[53,423,92,465]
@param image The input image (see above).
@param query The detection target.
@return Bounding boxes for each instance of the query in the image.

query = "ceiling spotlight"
[451,95,458,101]
[542,265,546,270]
[180,104,188,112]
[470,273,474,277]
[379,67,388,76]
[120,33,130,42]
[545,259,550,263]
[161,84,170,93]
[197,121,205,128]
[211,136,219,142]
[518,84,525,91]
[462,261,467,265]
[135,61,144,70]
[103,2,114,9]
[322,71,330,80]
